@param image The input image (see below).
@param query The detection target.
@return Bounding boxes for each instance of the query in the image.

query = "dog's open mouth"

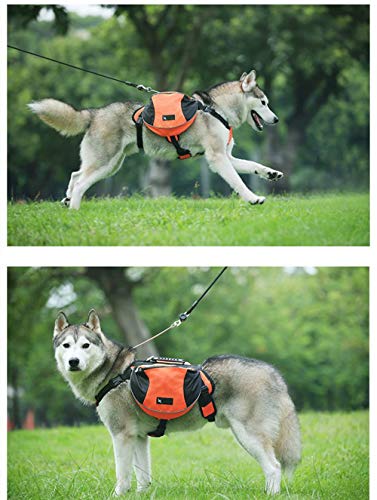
[251,111,264,131]
[69,366,81,372]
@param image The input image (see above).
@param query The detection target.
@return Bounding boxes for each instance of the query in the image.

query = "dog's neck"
[62,344,135,406]
[206,82,248,129]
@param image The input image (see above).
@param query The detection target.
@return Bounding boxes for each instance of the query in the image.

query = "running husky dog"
[54,310,301,495]
[30,70,283,209]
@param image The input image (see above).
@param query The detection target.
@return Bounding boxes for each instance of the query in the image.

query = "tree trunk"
[11,367,22,429]
[265,126,303,193]
[85,268,158,358]
[200,158,211,198]
[145,158,172,198]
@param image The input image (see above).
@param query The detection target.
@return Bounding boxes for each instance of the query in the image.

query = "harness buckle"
[109,374,125,388]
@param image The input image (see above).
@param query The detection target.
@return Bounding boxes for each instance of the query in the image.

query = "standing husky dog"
[54,310,301,495]
[30,70,283,209]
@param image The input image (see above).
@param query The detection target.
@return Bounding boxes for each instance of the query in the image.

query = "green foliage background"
[8,267,368,427]
[7,5,369,200]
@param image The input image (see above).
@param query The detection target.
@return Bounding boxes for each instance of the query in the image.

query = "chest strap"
[95,365,133,407]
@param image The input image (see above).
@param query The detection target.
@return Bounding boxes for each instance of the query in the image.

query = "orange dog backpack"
[130,357,215,413]
[133,92,233,160]
[95,356,216,438]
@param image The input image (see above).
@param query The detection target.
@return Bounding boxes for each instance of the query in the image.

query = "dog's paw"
[250,196,266,205]
[137,482,151,493]
[61,197,70,207]
[266,170,284,181]
[114,481,131,496]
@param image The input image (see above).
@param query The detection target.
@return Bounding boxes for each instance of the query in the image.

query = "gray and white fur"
[54,310,301,495]
[30,70,283,209]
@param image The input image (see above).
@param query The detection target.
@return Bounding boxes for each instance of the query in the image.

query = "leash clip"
[136,84,158,93]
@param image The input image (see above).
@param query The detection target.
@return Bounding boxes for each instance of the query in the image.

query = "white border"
[1,4,8,500]
[3,246,372,268]
[2,2,374,500]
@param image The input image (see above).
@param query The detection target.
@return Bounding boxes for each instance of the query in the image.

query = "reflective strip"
[201,401,215,418]
[227,127,233,145]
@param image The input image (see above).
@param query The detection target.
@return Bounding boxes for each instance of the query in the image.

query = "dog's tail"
[275,402,302,480]
[28,99,91,137]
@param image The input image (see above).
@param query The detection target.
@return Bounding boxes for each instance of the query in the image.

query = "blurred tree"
[8,5,69,34]
[258,5,369,191]
[85,267,158,358]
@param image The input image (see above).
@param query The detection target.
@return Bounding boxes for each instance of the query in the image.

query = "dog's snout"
[273,116,279,124]
[69,358,80,368]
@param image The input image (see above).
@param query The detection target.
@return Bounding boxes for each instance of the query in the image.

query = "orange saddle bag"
[130,357,216,422]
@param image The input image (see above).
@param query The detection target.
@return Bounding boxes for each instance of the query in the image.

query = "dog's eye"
[82,343,90,349]
[261,100,266,105]
[62,343,70,348]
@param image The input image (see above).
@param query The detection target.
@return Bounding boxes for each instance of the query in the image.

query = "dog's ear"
[86,309,101,334]
[239,72,248,82]
[54,311,69,337]
[241,70,257,92]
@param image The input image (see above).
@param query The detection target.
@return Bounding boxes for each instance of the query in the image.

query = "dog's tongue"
[254,113,261,127]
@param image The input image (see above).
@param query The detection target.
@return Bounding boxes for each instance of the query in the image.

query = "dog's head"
[240,70,279,131]
[53,309,107,378]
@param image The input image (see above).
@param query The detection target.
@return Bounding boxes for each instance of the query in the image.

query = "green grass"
[8,411,368,499]
[7,193,369,246]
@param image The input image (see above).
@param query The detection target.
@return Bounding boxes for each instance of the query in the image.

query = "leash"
[7,44,159,94]
[132,267,228,350]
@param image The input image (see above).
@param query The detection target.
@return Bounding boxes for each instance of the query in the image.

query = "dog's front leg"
[134,436,152,492]
[111,432,136,496]
[205,150,265,205]
[229,156,284,181]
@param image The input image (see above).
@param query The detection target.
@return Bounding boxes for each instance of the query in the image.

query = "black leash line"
[7,44,158,93]
[133,267,228,350]
[180,266,228,320]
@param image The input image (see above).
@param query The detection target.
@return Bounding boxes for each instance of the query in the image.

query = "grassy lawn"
[8,411,368,499]
[7,192,369,246]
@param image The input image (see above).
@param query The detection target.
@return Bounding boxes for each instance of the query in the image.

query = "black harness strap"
[200,104,232,131]
[135,117,144,150]
[95,364,133,406]
[131,108,144,151]
[167,135,192,160]
[148,419,167,438]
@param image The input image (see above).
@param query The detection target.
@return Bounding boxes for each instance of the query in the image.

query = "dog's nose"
[273,116,279,123]
[69,358,80,368]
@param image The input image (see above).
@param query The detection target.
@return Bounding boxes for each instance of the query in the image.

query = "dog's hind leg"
[133,436,152,492]
[229,156,284,182]
[69,149,126,209]
[62,170,81,206]
[111,432,136,496]
[205,149,266,205]
[230,421,281,495]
